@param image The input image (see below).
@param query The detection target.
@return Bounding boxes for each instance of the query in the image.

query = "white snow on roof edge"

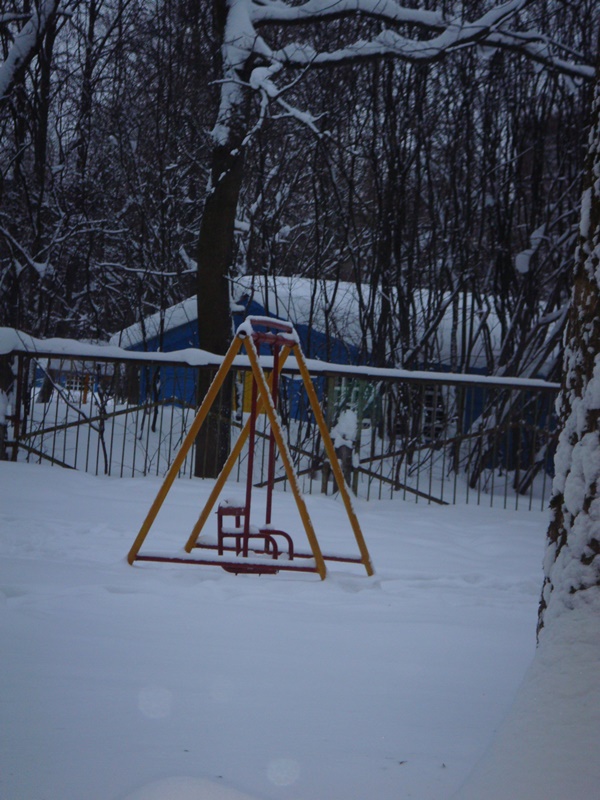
[108,275,505,371]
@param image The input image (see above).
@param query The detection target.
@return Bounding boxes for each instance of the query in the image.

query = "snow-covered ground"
[0,461,595,799]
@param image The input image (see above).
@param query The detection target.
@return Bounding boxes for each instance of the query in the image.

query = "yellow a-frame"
[127,317,374,579]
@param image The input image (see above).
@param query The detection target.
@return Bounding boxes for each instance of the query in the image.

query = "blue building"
[109,277,369,412]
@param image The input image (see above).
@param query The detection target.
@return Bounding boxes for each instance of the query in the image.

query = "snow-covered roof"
[107,277,362,351]
[109,296,199,351]
[237,275,365,347]
[109,275,504,371]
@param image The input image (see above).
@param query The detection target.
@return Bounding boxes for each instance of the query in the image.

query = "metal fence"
[0,337,560,510]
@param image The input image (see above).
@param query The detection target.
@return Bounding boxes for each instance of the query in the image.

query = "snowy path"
[0,462,545,800]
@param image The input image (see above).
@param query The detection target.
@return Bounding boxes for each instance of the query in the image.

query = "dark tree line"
[0,0,597,383]
[1,0,216,340]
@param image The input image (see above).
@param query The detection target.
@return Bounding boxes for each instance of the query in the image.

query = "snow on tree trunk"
[195,0,256,359]
[193,0,253,476]
[0,0,60,105]
[538,67,600,634]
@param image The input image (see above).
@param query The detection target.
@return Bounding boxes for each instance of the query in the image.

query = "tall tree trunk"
[193,143,244,477]
[538,66,600,634]
[196,143,244,357]
[193,0,250,477]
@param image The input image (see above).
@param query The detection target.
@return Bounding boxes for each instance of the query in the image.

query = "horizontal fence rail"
[0,330,560,510]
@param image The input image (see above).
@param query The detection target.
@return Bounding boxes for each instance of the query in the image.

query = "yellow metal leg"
[294,347,374,576]
[183,345,292,552]
[244,336,327,580]
[127,337,243,565]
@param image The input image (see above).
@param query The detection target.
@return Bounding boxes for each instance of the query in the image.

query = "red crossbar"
[237,316,298,347]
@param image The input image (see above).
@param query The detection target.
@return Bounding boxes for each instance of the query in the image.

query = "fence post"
[321,375,337,494]
[0,354,15,461]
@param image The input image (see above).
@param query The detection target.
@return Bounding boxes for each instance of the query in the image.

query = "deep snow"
[0,461,596,799]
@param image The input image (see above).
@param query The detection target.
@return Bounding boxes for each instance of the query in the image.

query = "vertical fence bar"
[389,386,397,501]
[108,365,118,477]
[414,384,423,503]
[9,355,24,463]
[428,383,438,503]
[61,364,70,467]
[144,367,154,476]
[166,379,176,475]
[93,361,102,476]
[464,386,473,506]
[503,401,510,510]
[131,367,144,478]
[527,391,538,511]
[119,365,131,479]
[513,391,520,511]
[48,360,60,466]
[541,391,553,511]
[439,385,448,504]
[155,365,166,477]
[476,386,486,507]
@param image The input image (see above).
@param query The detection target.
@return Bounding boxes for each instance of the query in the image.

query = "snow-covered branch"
[252,0,447,28]
[213,0,594,146]
[484,30,595,80]
[0,0,61,105]
[248,0,593,79]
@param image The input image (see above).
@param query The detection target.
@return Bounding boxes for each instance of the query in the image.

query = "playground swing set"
[127,316,374,579]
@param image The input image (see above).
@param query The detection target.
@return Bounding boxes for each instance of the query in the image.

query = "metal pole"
[242,377,258,556]
[265,344,281,526]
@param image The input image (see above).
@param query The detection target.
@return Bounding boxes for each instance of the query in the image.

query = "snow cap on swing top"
[236,315,300,346]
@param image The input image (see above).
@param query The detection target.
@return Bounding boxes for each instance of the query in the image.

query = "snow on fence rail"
[0,328,560,510]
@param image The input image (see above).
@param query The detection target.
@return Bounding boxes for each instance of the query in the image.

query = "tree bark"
[196,143,244,357]
[538,66,600,634]
[193,144,245,477]
[193,0,251,477]
[195,0,250,356]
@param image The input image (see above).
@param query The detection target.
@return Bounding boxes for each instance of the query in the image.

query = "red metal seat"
[216,503,294,561]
